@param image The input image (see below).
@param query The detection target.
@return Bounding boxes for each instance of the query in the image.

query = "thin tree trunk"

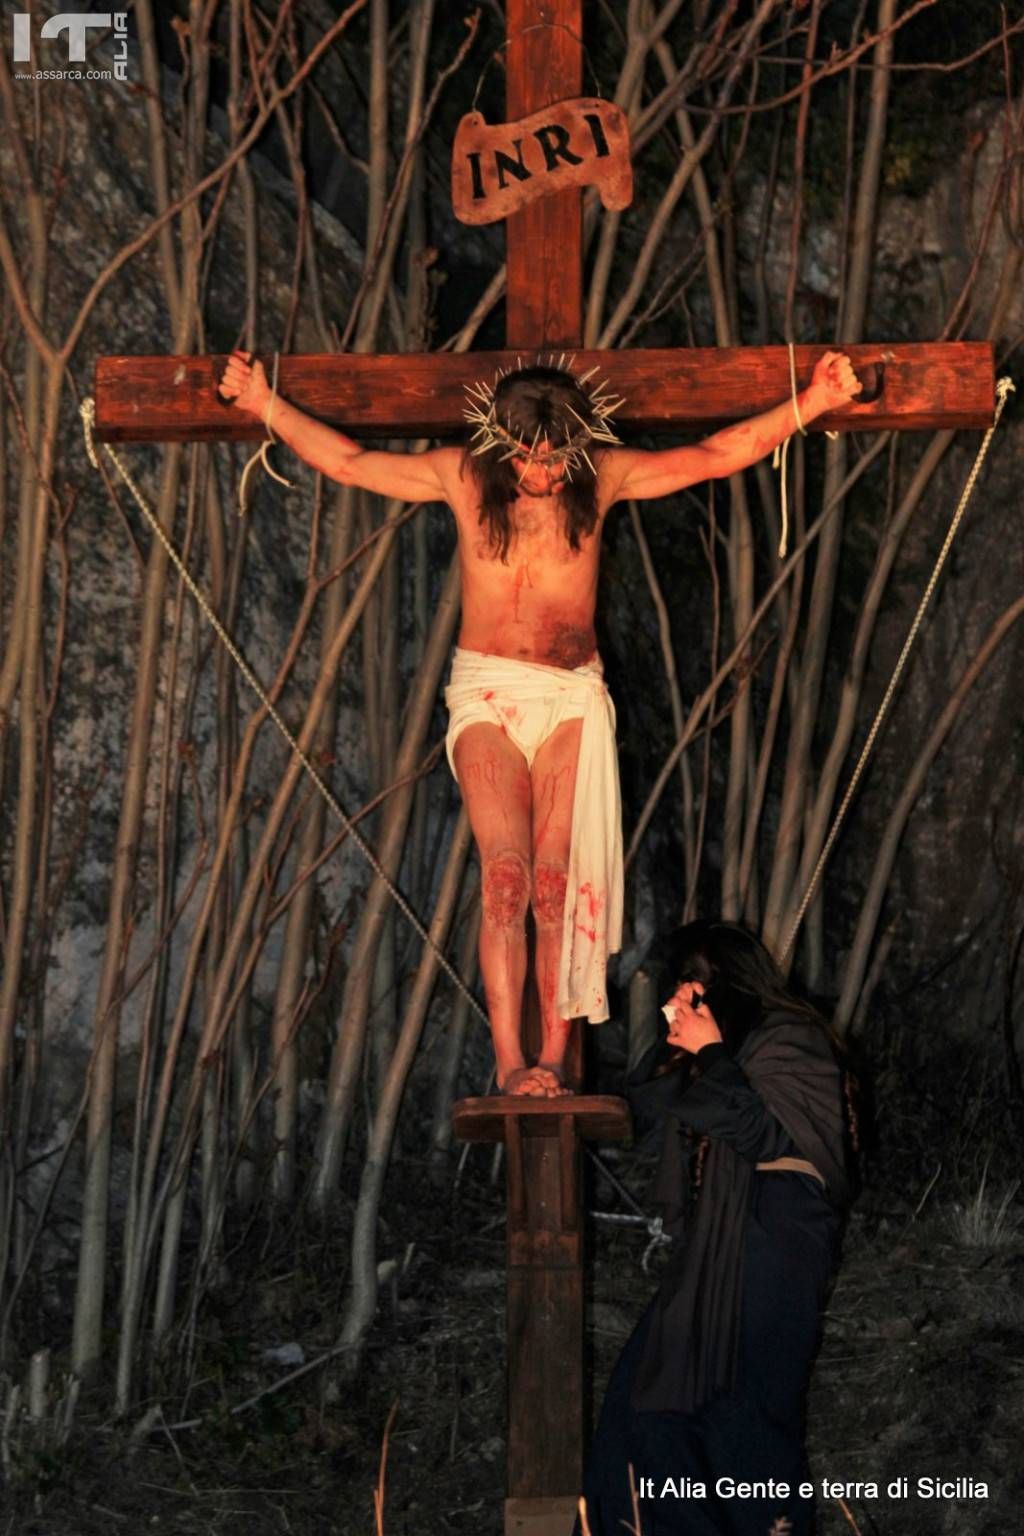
[429,892,481,1161]
[268,485,357,1204]
[628,503,697,911]
[71,0,218,1367]
[626,438,892,870]
[0,368,62,1312]
[311,556,461,1214]
[836,596,1024,1031]
[149,512,413,1343]
[72,447,193,1380]
[125,519,325,1365]
[673,103,754,919]
[0,61,52,1287]
[0,52,48,730]
[763,0,897,968]
[598,0,779,350]
[336,809,474,1375]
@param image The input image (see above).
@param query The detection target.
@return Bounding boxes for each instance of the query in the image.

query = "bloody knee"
[481,849,531,929]
[532,859,568,929]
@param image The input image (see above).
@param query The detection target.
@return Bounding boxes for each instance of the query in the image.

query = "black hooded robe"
[578,1013,850,1536]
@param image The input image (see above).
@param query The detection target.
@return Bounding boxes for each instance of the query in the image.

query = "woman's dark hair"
[464,366,601,562]
[648,918,830,1056]
[647,918,861,1172]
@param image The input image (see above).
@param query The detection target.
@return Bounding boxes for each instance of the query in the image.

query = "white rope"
[780,375,1016,966]
[237,350,294,515]
[772,341,839,559]
[79,397,490,1028]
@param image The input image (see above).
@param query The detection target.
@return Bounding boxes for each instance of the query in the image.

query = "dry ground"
[4,1136,1023,1535]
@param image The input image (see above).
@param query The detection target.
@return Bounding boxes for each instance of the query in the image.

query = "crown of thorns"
[463,354,625,481]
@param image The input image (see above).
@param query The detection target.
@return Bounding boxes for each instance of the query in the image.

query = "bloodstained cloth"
[445,647,622,1022]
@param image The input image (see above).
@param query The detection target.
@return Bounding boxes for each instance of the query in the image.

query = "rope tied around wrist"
[772,341,840,559]
[238,350,294,515]
[78,394,490,1034]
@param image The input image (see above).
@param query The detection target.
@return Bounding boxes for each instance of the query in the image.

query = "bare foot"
[536,1061,573,1097]
[500,1065,569,1098]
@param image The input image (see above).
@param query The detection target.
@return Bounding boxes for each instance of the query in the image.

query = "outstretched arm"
[218,351,449,503]
[602,351,862,506]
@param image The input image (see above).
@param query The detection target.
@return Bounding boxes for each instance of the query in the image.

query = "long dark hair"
[649,918,832,1057]
[464,366,602,562]
[648,919,860,1179]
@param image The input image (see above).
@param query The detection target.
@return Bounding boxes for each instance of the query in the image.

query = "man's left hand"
[808,350,863,412]
[664,982,723,1054]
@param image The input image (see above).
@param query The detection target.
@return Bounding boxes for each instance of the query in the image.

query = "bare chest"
[467,497,600,571]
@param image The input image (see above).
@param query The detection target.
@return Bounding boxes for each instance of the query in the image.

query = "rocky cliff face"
[824,109,1022,1068]
[612,100,1023,1080]
[2,40,372,1148]
[2,25,1021,1188]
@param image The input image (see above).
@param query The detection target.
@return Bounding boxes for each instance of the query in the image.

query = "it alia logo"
[12,12,128,80]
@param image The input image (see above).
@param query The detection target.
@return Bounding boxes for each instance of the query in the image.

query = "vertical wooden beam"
[507,1130,583,1503]
[450,1099,630,1535]
[503,7,585,1524]
[505,0,583,349]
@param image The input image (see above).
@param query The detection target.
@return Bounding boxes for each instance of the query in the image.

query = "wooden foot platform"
[452,1094,631,1144]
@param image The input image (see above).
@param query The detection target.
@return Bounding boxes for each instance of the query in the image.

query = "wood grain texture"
[505,0,583,347]
[450,1095,631,1144]
[507,1132,582,1267]
[504,1497,581,1536]
[93,343,996,442]
[508,1267,583,1495]
[506,1124,584,1491]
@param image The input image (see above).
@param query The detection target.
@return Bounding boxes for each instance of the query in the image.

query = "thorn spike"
[462,356,630,466]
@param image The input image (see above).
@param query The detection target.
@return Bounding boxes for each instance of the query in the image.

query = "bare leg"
[453,723,560,1097]
[530,716,583,1092]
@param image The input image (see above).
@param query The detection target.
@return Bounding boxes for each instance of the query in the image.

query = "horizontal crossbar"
[93,342,994,443]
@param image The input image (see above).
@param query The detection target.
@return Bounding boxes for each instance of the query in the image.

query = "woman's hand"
[663,981,723,1054]
[218,349,271,418]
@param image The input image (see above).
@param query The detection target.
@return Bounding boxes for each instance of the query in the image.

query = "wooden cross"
[93,2,994,1532]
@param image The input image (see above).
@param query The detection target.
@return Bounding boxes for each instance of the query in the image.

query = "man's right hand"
[215,354,454,504]
[218,349,271,418]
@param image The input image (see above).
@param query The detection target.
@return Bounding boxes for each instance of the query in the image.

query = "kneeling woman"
[579,921,854,1536]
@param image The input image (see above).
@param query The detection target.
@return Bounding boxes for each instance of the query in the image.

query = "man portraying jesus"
[219,350,861,1097]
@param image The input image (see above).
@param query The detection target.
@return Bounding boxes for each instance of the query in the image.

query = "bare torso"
[436,447,612,670]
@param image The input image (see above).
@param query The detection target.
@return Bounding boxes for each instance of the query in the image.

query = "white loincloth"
[445,647,623,1024]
